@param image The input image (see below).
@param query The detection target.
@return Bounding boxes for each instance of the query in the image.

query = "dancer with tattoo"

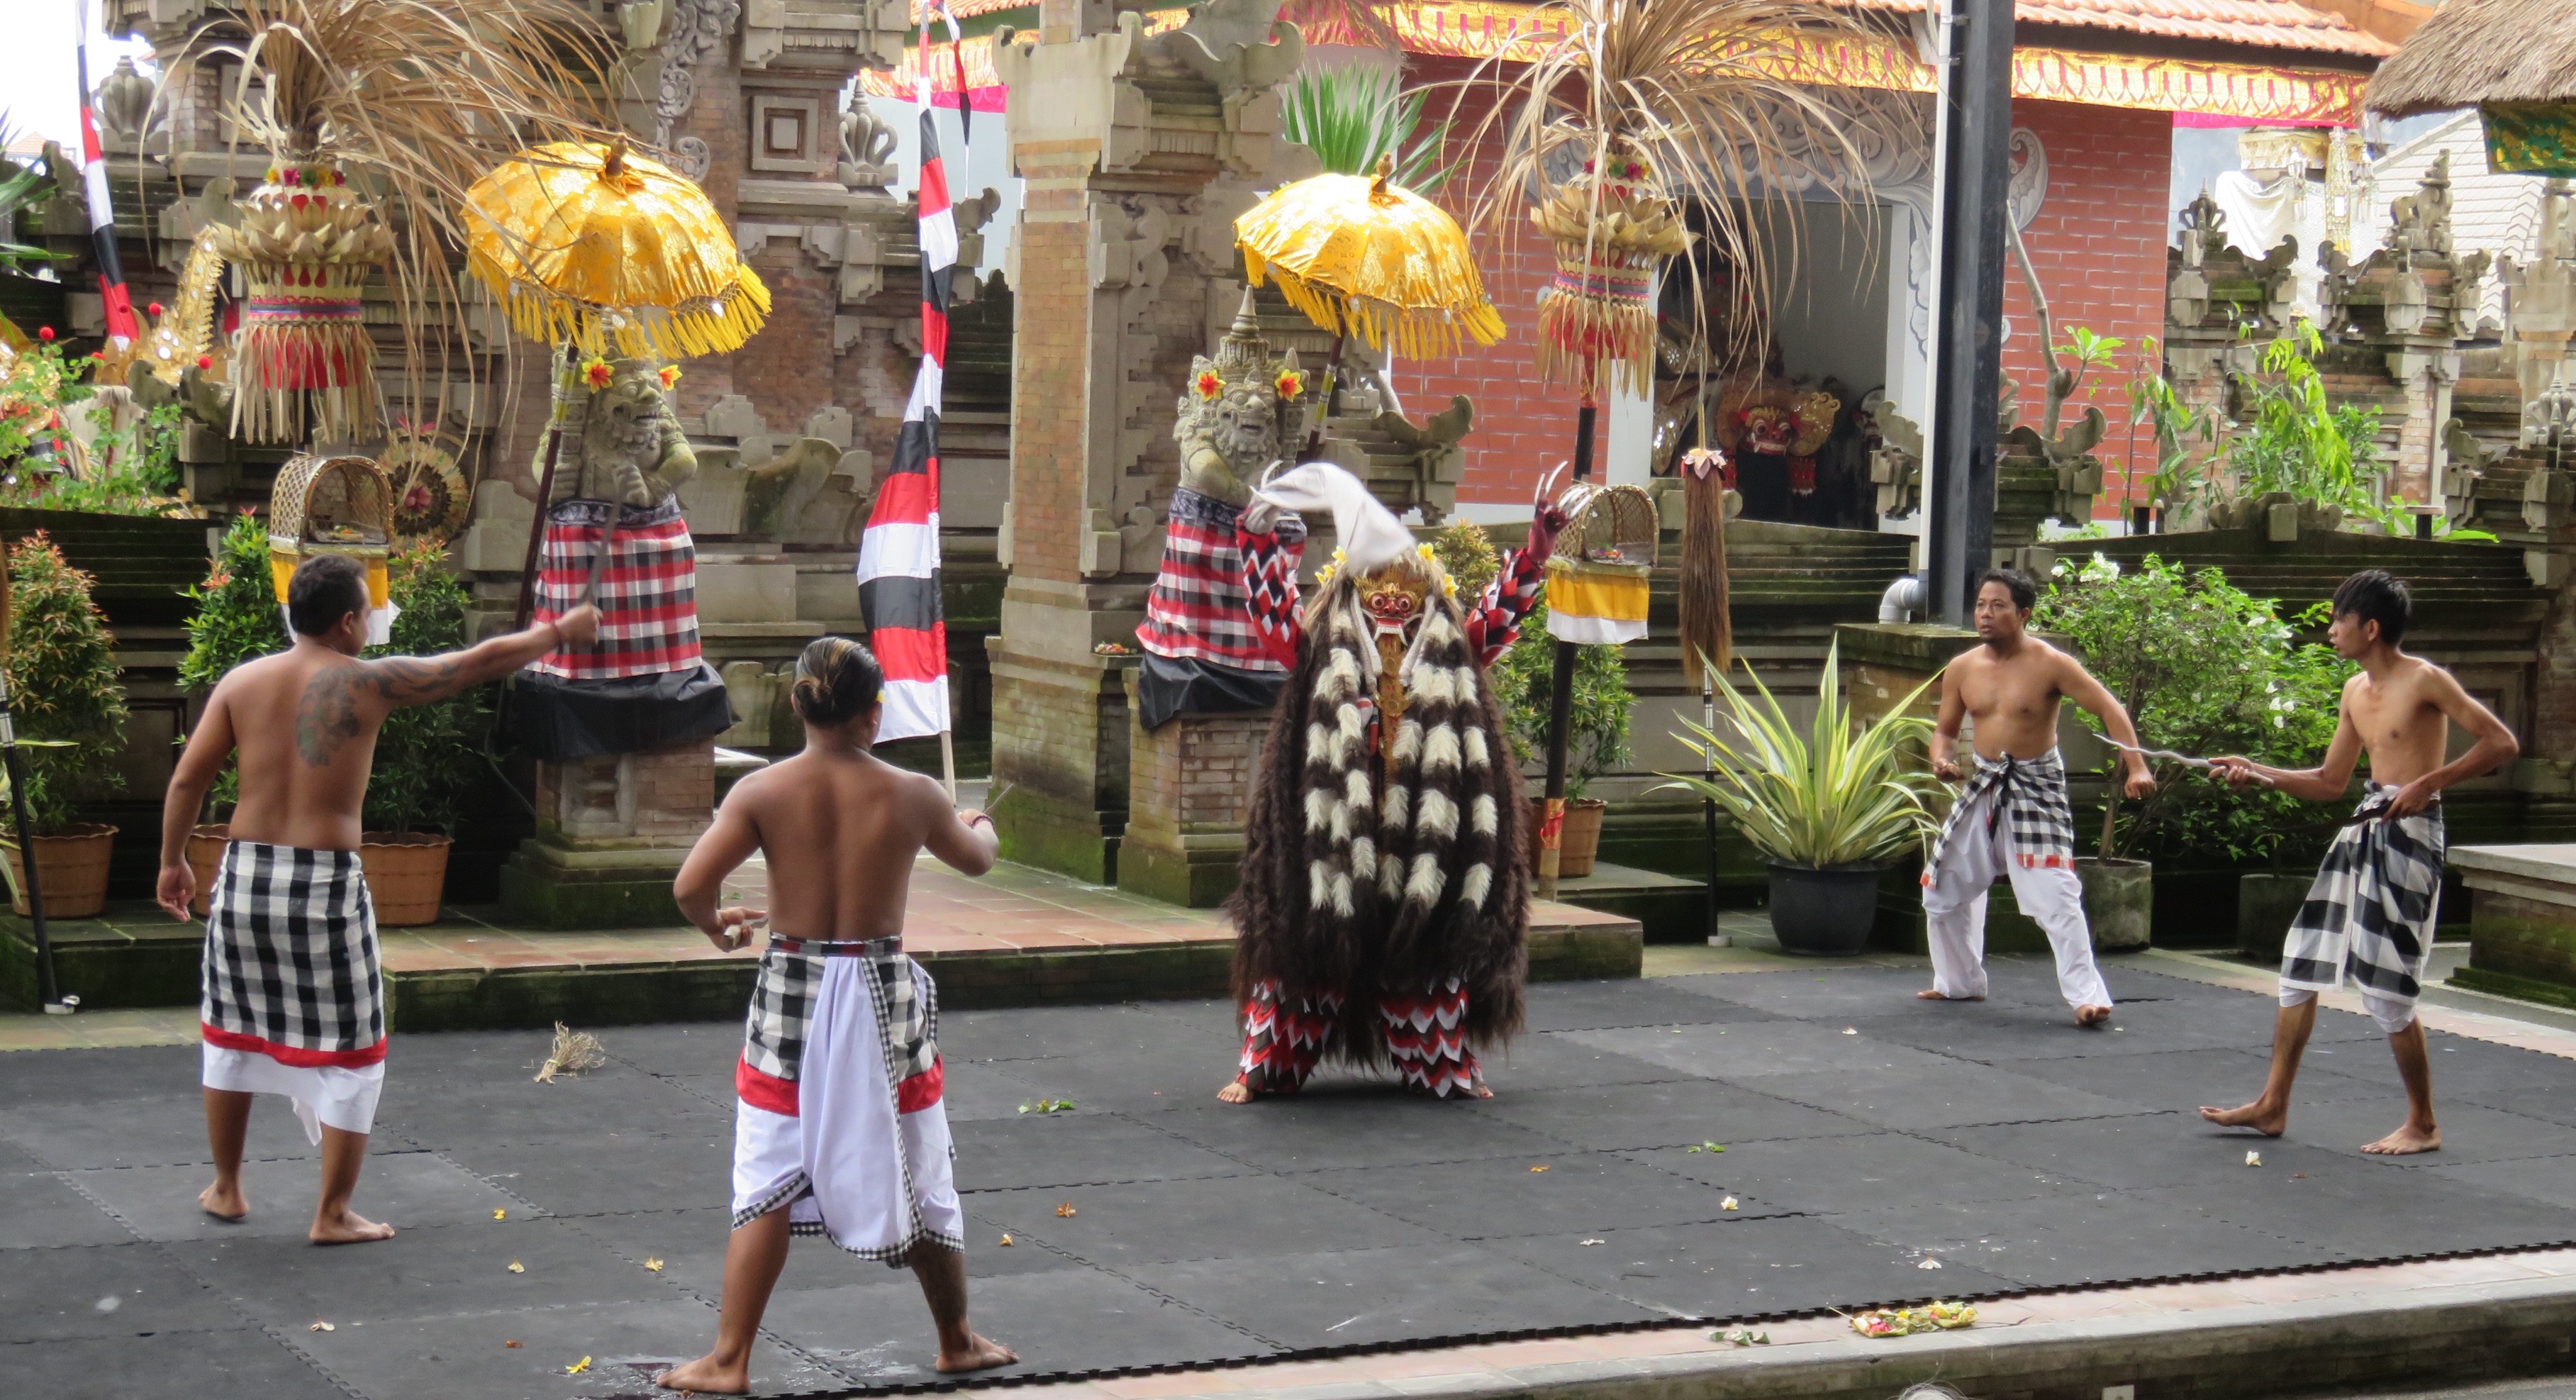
[157,555,594,1243]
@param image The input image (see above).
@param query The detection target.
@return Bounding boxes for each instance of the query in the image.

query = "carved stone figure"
[541,356,699,509]
[1171,289,1305,506]
[838,95,900,191]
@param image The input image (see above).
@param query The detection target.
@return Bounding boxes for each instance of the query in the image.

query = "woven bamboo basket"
[1544,482,1657,646]
[268,452,394,612]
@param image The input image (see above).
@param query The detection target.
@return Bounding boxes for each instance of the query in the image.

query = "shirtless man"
[2201,570,2517,1155]
[157,553,595,1243]
[1920,568,2156,1025]
[659,636,1015,1393]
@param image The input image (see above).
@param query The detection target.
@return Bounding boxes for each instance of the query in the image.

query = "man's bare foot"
[199,1181,247,1223]
[1916,989,1985,1001]
[2198,1099,2288,1136]
[935,1331,1018,1374]
[2075,1004,2113,1027]
[657,1352,749,1394]
[2360,1122,2441,1155]
[308,1206,395,1245]
[1217,1080,1254,1104]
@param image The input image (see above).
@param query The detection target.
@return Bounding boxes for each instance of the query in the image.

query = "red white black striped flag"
[74,6,138,348]
[855,1,966,743]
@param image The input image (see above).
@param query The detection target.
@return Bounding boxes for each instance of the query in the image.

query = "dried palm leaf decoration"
[166,0,620,443]
[1450,0,1898,396]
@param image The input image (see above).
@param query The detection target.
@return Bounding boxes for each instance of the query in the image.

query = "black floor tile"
[567,1206,1077,1301]
[2280,1098,2576,1165]
[2180,1167,2576,1260]
[71,1151,523,1242]
[1929,1111,2355,1191]
[1744,1062,2152,1130]
[1999,1045,2383,1116]
[1486,1213,2022,1320]
[1520,979,1785,1032]
[942,1002,1218,1065]
[0,1240,241,1342]
[2424,1154,2576,1211]
[1130,1241,1656,1348]
[764,1267,1272,1387]
[1558,1020,1962,1079]
[195,1216,669,1325]
[284,1294,821,1400]
[0,1162,134,1247]
[0,1043,203,1110]
[1469,1078,1873,1150]
[0,1091,405,1170]
[1304,1149,1768,1238]
[950,1112,1253,1190]
[1473,1034,1693,1091]
[372,1063,730,1150]
[11,1326,353,1400]
[1156,1093,1569,1172]
[1824,1190,2339,1287]
[439,1129,732,1218]
[967,1174,1444,1267]
[1631,1132,2092,1212]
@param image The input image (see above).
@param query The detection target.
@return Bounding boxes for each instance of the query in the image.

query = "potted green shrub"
[2034,553,2351,949]
[0,533,128,917]
[177,512,288,914]
[1491,598,1632,877]
[1660,639,1939,955]
[358,540,485,925]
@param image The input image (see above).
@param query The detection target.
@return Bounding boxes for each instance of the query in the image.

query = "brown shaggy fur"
[1225,572,1529,1065]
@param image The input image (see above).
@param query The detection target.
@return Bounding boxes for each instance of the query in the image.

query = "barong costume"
[199,841,386,1142]
[2277,784,2445,1035]
[731,935,963,1260]
[1225,463,1556,1099]
[1919,748,2114,1011]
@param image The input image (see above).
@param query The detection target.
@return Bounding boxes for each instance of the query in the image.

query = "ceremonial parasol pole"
[0,544,68,1013]
[1534,394,1596,902]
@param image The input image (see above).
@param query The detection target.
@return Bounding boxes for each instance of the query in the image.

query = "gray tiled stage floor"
[7,956,2576,1399]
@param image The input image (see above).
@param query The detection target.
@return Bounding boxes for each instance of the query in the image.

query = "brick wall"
[1125,706,1266,843]
[2000,100,2175,517]
[1420,84,2176,518]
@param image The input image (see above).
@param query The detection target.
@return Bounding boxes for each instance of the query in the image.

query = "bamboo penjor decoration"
[165,0,620,443]
[1451,0,1890,896]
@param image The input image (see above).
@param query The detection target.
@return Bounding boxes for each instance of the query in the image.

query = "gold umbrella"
[1236,155,1504,361]
[464,140,770,360]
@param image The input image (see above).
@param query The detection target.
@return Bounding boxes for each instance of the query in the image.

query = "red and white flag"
[855,1,968,743]
[74,6,138,348]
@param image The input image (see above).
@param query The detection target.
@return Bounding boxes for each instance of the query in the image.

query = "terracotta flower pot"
[360,831,452,927]
[1,823,121,919]
[186,823,229,918]
[1523,796,1609,879]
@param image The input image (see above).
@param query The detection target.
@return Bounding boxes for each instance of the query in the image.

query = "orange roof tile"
[1853,0,2392,57]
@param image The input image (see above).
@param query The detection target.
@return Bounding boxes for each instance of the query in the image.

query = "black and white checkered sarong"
[2281,784,2446,1008]
[200,841,383,1061]
[741,936,937,1088]
[1922,748,2078,889]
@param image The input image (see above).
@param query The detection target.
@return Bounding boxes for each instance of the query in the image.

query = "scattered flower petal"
[1580,1238,1605,1246]
[2246,1150,2263,1167]
[507,1262,525,1274]
[1721,1196,1739,1211]
[1529,1165,1551,1172]
[1841,1028,1858,1036]
[309,1321,335,1333]
[493,1209,507,1221]
[505,1340,521,1348]
[1056,1202,1076,1218]
[1918,1257,1943,1270]
[998,1233,1014,1246]
[645,1257,664,1272]
[567,1356,592,1374]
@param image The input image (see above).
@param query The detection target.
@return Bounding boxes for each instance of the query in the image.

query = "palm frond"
[1281,66,1452,193]
[1439,0,1906,372]
[1656,639,1941,868]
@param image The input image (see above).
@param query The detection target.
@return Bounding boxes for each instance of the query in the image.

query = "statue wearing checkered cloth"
[510,352,732,760]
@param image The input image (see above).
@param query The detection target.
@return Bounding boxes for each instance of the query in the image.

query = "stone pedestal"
[988,636,1133,884]
[499,740,715,928]
[2448,843,2576,1009]
[1117,670,1269,907]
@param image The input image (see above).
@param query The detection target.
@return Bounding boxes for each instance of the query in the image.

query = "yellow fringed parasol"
[464,141,769,360]
[1236,155,1504,361]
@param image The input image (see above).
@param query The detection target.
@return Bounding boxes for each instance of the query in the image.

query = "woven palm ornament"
[208,161,396,443]
[1532,145,1691,399]
[1236,155,1505,360]
[465,142,771,360]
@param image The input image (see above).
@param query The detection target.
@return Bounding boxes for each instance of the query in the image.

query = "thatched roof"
[2367,0,2576,116]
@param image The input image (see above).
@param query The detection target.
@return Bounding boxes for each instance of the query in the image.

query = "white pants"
[1919,789,2112,1011]
[201,1041,384,1143]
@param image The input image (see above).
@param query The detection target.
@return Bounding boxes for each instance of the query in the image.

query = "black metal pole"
[1927,0,2014,626]
[1537,399,1598,901]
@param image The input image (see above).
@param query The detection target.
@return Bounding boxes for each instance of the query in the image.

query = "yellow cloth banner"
[1545,557,1650,645]
[271,550,391,610]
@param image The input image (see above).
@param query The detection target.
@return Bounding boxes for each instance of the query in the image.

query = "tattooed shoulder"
[294,664,372,767]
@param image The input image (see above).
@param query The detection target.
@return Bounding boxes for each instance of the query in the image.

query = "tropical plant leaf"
[1281,66,1452,193]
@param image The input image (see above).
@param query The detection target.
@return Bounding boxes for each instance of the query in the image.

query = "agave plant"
[1658,640,1941,870]
[0,116,67,275]
[1281,66,1451,193]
